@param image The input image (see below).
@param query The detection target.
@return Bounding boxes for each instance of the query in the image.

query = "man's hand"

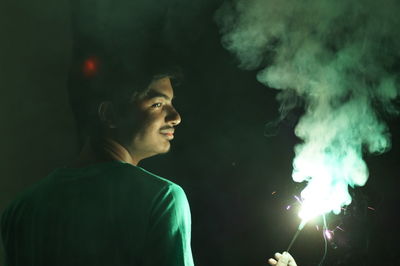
[268,252,297,266]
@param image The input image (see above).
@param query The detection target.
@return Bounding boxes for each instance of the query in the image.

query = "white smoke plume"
[216,0,400,222]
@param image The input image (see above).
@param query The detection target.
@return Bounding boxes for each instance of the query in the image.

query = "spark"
[368,206,375,211]
[286,205,291,210]
[324,229,333,240]
[271,191,276,195]
[336,226,344,232]
[294,195,302,204]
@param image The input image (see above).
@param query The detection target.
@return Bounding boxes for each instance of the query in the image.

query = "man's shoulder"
[51,161,176,189]
[133,166,178,188]
[121,165,187,203]
[1,162,179,212]
[92,162,186,202]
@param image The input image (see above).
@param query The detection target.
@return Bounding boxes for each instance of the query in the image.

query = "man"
[1,70,299,266]
[1,32,298,264]
[0,68,195,265]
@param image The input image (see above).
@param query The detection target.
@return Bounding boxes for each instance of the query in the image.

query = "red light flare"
[82,57,99,77]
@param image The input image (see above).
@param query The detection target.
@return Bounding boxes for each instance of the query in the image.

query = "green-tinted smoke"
[216,0,400,220]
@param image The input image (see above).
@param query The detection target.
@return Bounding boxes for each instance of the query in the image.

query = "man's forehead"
[145,77,175,100]
[144,89,174,100]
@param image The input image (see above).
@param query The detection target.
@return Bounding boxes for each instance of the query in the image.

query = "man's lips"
[160,130,174,139]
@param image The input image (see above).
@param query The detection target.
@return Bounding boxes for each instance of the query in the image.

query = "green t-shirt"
[1,161,194,266]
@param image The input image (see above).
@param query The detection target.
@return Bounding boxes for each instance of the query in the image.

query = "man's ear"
[98,101,117,128]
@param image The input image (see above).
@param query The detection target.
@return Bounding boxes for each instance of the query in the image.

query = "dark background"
[1,0,399,265]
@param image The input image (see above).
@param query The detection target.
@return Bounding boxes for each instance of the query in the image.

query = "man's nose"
[166,106,181,126]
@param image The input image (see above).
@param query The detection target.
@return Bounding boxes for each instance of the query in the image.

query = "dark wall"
[0,0,78,209]
[1,1,399,265]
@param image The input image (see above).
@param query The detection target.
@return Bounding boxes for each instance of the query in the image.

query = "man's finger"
[275,252,289,266]
[274,252,282,260]
[268,258,278,265]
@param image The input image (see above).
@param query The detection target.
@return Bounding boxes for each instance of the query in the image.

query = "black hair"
[67,44,183,146]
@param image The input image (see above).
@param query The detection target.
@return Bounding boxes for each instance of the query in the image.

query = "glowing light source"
[293,156,355,228]
[82,56,99,77]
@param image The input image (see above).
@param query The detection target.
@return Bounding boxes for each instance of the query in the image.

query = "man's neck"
[69,137,139,168]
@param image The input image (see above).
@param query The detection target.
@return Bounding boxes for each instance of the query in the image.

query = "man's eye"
[151,103,162,108]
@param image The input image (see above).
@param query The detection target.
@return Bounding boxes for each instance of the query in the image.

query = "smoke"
[216,0,400,221]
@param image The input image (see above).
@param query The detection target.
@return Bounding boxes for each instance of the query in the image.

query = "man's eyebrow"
[144,90,174,100]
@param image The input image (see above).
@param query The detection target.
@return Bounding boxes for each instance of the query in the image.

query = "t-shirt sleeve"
[142,184,194,266]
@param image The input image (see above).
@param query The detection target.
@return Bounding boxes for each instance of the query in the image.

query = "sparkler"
[285,216,307,252]
[285,194,309,252]
[286,224,303,252]
[285,193,333,253]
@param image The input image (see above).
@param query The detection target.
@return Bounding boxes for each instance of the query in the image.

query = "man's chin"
[160,144,171,154]
[153,142,171,155]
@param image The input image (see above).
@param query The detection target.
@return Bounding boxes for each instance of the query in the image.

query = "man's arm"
[142,184,194,266]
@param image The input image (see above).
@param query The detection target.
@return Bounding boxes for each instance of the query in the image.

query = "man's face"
[117,77,181,161]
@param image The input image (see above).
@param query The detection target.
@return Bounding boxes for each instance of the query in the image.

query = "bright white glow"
[293,147,357,225]
[297,174,352,223]
[324,229,333,240]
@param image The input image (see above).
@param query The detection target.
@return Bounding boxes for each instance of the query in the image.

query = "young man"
[0,53,297,265]
[0,72,194,265]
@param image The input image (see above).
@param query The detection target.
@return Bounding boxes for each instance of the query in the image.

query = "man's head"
[98,76,181,162]
[67,2,184,162]
[67,50,183,162]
